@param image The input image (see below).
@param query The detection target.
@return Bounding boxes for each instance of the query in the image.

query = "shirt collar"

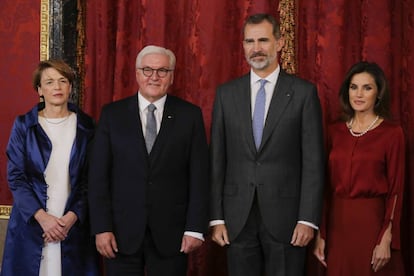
[250,65,280,85]
[138,93,167,111]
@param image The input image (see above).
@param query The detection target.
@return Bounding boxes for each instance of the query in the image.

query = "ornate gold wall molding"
[0,205,11,220]
[279,0,297,74]
[40,0,84,105]
[40,0,50,61]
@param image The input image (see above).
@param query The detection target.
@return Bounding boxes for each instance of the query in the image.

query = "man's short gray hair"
[135,45,176,69]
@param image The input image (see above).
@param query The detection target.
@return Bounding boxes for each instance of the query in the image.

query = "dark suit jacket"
[88,94,209,256]
[210,70,325,243]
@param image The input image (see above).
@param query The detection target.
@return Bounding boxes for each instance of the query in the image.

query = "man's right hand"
[96,232,118,259]
[211,224,230,246]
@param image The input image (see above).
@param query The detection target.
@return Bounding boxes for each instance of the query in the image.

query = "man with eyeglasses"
[88,45,209,276]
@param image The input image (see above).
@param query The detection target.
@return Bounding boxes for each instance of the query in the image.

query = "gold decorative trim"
[40,0,50,61]
[279,0,296,74]
[0,205,12,220]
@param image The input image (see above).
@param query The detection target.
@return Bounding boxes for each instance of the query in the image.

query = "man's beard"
[247,52,276,70]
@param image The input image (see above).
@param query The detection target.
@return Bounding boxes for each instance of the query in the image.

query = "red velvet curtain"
[84,0,279,131]
[84,0,414,275]
[0,1,40,205]
[297,0,414,275]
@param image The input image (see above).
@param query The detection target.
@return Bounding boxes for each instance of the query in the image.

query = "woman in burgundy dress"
[313,62,405,275]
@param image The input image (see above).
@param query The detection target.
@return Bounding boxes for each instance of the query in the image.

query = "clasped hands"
[35,209,77,243]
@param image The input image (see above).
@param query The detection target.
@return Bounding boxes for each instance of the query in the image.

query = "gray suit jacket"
[210,70,325,243]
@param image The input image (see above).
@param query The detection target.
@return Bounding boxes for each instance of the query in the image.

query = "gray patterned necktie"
[145,104,157,153]
[252,79,267,149]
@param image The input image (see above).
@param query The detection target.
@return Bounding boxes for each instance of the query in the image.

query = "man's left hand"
[291,223,314,247]
[180,235,203,254]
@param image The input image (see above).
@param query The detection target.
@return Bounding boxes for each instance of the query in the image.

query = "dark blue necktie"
[145,104,157,153]
[252,79,267,149]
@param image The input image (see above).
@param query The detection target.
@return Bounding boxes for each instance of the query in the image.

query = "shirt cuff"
[298,220,318,230]
[208,220,317,230]
[184,231,204,241]
[209,220,225,227]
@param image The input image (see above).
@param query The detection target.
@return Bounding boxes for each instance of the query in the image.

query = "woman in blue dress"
[1,59,98,276]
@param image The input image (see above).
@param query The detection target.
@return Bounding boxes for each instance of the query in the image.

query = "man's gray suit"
[210,70,325,245]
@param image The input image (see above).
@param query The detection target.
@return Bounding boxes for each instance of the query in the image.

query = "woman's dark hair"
[32,59,75,91]
[339,61,390,121]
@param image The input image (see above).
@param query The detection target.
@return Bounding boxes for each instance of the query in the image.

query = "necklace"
[347,115,379,137]
[42,111,71,125]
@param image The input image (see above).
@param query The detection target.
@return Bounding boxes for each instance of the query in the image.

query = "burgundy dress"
[320,120,405,276]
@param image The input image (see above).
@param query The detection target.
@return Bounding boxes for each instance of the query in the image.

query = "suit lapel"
[259,71,293,151]
[129,95,149,160]
[233,74,257,154]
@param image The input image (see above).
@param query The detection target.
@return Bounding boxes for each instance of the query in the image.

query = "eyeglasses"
[137,67,173,78]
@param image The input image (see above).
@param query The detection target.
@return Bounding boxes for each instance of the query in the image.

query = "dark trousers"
[105,229,187,276]
[227,195,306,276]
